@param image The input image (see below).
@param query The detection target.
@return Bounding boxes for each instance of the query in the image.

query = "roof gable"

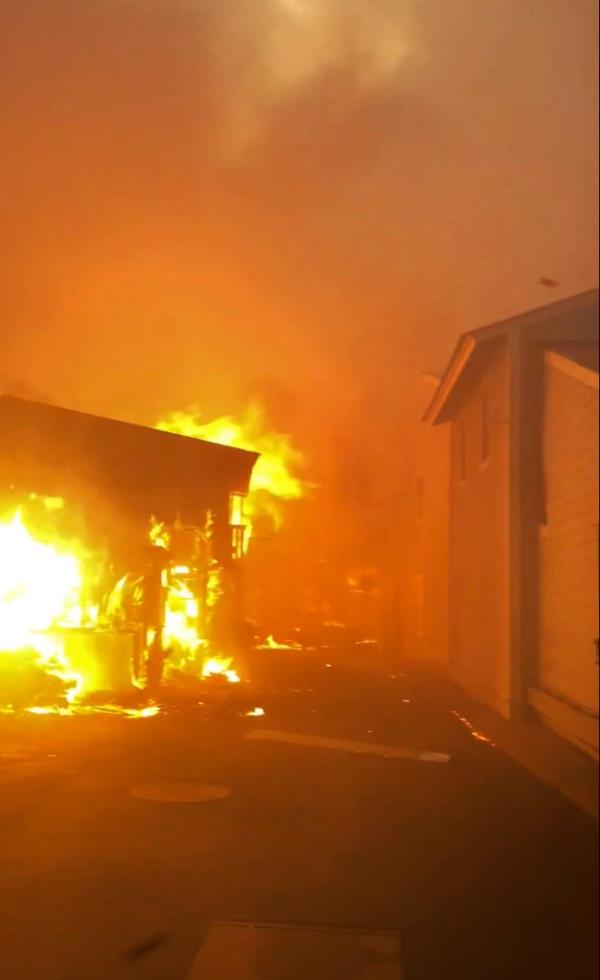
[424,289,598,424]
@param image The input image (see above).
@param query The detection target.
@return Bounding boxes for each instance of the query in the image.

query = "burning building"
[0,395,258,707]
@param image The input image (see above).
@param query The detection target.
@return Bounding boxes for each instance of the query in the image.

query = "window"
[458,419,467,482]
[481,393,490,463]
[231,526,246,561]
[229,493,247,561]
[229,493,244,527]
[410,574,425,637]
[539,469,548,527]
[415,477,424,518]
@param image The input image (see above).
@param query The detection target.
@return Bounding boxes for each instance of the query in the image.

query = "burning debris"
[256,635,304,651]
[202,656,240,684]
[0,395,311,713]
[0,396,270,711]
[0,501,251,710]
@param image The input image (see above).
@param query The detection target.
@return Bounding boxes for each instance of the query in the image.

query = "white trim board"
[544,350,599,390]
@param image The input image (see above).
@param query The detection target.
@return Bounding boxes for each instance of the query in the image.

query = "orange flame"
[155,404,307,539]
[1,496,245,709]
[0,507,94,703]
[202,655,241,684]
[257,634,303,651]
[147,526,240,686]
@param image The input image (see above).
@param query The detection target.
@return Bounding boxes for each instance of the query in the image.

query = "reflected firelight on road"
[451,710,495,746]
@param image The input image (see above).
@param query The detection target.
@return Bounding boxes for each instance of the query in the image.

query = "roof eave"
[423,288,598,425]
[422,335,476,425]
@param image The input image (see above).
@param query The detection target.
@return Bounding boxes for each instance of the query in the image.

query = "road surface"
[0,650,597,979]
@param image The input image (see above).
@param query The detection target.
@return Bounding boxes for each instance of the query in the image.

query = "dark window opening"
[539,469,548,526]
[481,393,491,462]
[458,420,467,482]
[416,477,424,518]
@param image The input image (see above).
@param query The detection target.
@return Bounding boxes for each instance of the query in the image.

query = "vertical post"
[448,420,458,668]
[508,333,541,719]
[508,332,525,718]
[595,523,599,666]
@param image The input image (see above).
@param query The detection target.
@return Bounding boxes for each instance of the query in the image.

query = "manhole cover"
[131,782,231,802]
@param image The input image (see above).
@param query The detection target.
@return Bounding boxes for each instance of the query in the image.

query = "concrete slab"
[187,922,402,980]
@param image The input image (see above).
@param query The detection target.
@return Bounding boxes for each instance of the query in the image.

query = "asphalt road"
[0,650,597,980]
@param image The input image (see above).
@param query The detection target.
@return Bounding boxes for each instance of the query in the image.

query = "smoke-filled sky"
[1,0,598,472]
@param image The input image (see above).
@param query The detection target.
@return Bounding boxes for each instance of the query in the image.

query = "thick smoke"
[0,0,597,592]
[204,0,421,158]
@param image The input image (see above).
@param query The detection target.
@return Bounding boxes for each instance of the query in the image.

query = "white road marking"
[246,729,450,763]
[130,782,231,802]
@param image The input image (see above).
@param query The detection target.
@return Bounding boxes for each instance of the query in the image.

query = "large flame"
[202,656,240,684]
[155,404,306,538]
[158,564,241,685]
[0,495,246,709]
[0,508,89,702]
[160,563,208,677]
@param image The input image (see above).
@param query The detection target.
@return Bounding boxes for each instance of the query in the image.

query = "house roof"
[0,396,258,522]
[424,289,599,424]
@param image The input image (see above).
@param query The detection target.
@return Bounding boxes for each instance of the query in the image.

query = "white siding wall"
[449,344,511,715]
[401,385,450,664]
[537,359,599,719]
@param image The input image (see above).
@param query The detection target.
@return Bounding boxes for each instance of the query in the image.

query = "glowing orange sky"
[1,0,598,470]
